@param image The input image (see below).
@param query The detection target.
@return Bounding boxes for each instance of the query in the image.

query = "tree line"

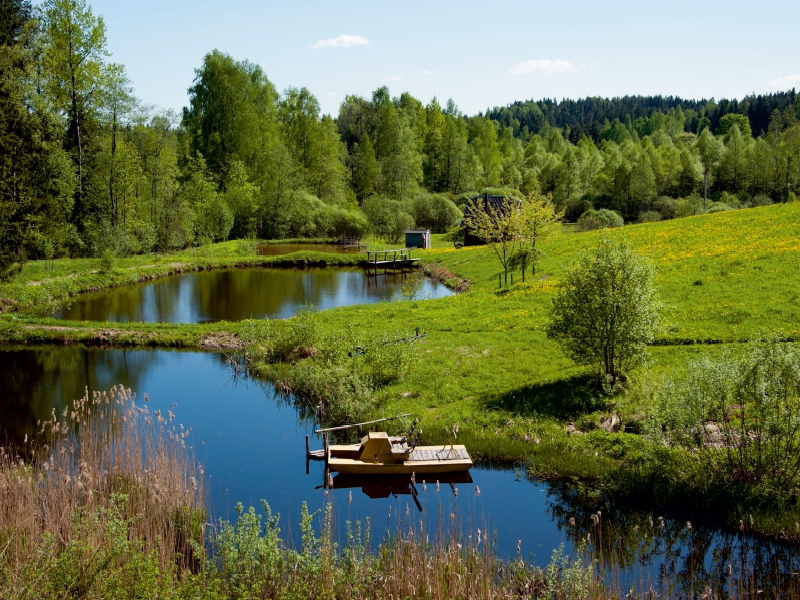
[3,0,800,279]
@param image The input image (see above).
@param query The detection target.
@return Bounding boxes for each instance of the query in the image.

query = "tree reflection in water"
[546,480,800,597]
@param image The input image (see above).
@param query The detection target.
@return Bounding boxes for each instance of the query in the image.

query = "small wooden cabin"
[463,194,509,246]
[405,229,431,249]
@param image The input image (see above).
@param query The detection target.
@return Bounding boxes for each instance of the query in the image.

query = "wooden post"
[305,434,310,457]
[498,274,501,288]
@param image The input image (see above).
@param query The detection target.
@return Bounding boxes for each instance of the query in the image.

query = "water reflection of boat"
[331,472,472,511]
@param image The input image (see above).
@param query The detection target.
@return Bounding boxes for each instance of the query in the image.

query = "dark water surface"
[257,243,358,256]
[58,268,452,323]
[1,346,797,593]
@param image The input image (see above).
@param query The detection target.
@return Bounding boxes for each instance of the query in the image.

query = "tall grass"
[0,385,204,582]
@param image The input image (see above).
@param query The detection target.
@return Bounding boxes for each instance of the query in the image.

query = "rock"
[599,414,621,433]
[566,422,583,436]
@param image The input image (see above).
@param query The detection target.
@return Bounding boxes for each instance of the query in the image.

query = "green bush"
[99,249,117,274]
[707,202,734,213]
[410,192,462,233]
[644,338,800,490]
[718,191,741,208]
[576,208,623,232]
[547,235,663,383]
[637,210,661,223]
[749,193,773,207]
[674,193,704,217]
[652,196,677,219]
[362,195,414,243]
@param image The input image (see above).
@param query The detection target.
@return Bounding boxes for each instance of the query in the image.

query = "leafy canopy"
[547,235,663,383]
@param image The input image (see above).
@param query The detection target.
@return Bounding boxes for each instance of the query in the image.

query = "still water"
[58,268,452,323]
[1,346,796,593]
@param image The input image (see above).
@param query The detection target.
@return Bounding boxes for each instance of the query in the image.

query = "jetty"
[365,248,420,269]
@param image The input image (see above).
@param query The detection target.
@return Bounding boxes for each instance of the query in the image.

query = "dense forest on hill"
[484,92,799,142]
[2,0,800,277]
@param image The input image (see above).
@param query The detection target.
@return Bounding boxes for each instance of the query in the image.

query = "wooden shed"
[405,229,431,249]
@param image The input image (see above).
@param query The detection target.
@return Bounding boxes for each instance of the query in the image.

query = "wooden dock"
[365,248,420,269]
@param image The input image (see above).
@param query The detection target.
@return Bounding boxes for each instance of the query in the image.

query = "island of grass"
[2,202,800,540]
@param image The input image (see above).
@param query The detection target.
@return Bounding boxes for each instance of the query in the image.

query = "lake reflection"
[58,268,452,324]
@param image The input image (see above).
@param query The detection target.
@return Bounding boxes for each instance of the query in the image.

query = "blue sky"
[87,0,800,117]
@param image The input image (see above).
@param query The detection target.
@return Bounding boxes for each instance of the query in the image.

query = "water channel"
[58,268,451,323]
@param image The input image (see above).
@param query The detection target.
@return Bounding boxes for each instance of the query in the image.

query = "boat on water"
[326,428,473,476]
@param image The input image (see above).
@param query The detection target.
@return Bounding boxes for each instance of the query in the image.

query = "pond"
[1,346,796,594]
[257,242,359,256]
[58,268,452,323]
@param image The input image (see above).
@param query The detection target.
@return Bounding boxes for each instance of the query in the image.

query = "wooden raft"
[409,447,470,462]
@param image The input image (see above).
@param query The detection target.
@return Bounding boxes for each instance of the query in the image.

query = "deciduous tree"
[547,236,663,384]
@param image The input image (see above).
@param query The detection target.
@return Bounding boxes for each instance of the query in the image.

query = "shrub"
[707,202,733,213]
[644,338,800,489]
[652,196,677,219]
[637,210,661,223]
[362,195,415,243]
[411,192,461,233]
[547,235,663,383]
[674,193,704,217]
[718,191,741,208]
[749,193,773,207]
[99,249,117,274]
[564,196,593,222]
[576,208,623,232]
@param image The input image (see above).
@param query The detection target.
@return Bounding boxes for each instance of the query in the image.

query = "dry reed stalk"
[0,385,205,578]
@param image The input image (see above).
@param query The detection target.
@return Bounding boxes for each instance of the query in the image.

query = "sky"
[85,0,800,117]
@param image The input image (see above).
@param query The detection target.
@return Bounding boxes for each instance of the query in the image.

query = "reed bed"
[0,385,205,584]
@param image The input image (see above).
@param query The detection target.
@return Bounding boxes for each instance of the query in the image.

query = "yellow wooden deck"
[327,443,472,475]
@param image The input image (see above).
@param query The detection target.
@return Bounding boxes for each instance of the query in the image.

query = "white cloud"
[325,92,336,97]
[508,59,576,75]
[383,75,402,82]
[311,34,369,50]
[422,70,435,76]
[769,74,800,87]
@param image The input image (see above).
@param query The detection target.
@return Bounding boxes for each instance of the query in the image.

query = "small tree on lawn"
[463,195,520,286]
[546,235,663,385]
[512,192,563,282]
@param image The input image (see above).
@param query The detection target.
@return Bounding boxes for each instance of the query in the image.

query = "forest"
[2,0,800,279]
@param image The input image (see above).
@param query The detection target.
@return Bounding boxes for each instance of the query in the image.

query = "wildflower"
[517,540,521,553]
[475,485,480,496]
[348,491,352,504]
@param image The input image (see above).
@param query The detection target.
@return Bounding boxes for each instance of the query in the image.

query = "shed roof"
[405,229,431,233]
